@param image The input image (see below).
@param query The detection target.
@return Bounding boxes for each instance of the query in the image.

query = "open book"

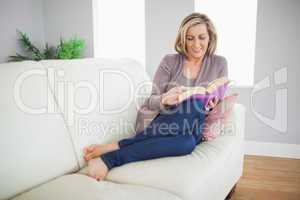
[178,77,230,109]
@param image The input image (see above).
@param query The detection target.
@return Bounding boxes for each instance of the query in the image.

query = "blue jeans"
[100,98,206,170]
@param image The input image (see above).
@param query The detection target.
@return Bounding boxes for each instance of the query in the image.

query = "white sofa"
[0,58,245,200]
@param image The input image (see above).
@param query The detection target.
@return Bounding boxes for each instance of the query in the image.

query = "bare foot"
[87,158,109,181]
[83,143,119,161]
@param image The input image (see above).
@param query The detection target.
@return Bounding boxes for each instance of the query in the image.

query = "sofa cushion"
[39,58,152,168]
[103,104,245,200]
[12,174,181,200]
[0,61,79,199]
[203,93,238,141]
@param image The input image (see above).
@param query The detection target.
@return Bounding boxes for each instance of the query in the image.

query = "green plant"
[8,30,85,62]
[57,37,85,59]
[8,30,57,62]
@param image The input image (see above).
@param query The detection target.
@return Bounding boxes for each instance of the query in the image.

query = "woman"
[84,12,228,181]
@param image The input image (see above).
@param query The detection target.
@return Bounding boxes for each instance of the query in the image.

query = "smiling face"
[185,23,210,61]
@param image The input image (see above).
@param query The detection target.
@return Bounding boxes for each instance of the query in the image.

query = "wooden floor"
[230,155,300,200]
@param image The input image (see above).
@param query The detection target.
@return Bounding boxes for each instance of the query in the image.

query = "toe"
[87,152,97,160]
[83,144,96,155]
[88,144,96,152]
[96,175,103,181]
[84,154,91,161]
[83,147,89,154]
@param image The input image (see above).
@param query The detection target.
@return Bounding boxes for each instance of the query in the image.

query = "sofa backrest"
[0,61,79,199]
[39,58,152,168]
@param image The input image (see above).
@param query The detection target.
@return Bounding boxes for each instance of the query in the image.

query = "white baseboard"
[244,141,300,159]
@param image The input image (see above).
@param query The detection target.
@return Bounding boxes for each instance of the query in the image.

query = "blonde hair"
[175,13,217,57]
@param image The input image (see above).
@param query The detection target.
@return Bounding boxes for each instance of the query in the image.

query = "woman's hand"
[161,86,186,106]
[208,97,219,110]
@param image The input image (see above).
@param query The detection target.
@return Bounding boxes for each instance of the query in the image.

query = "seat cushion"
[102,104,245,200]
[0,61,79,199]
[12,174,181,200]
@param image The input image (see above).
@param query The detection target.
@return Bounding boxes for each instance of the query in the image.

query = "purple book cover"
[189,82,229,108]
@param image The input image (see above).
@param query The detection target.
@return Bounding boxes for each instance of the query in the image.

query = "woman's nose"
[193,40,201,48]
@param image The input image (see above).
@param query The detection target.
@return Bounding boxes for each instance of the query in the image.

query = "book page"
[178,86,206,102]
[206,77,229,93]
[178,77,229,102]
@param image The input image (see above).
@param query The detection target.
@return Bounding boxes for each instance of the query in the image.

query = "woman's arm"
[218,56,228,78]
